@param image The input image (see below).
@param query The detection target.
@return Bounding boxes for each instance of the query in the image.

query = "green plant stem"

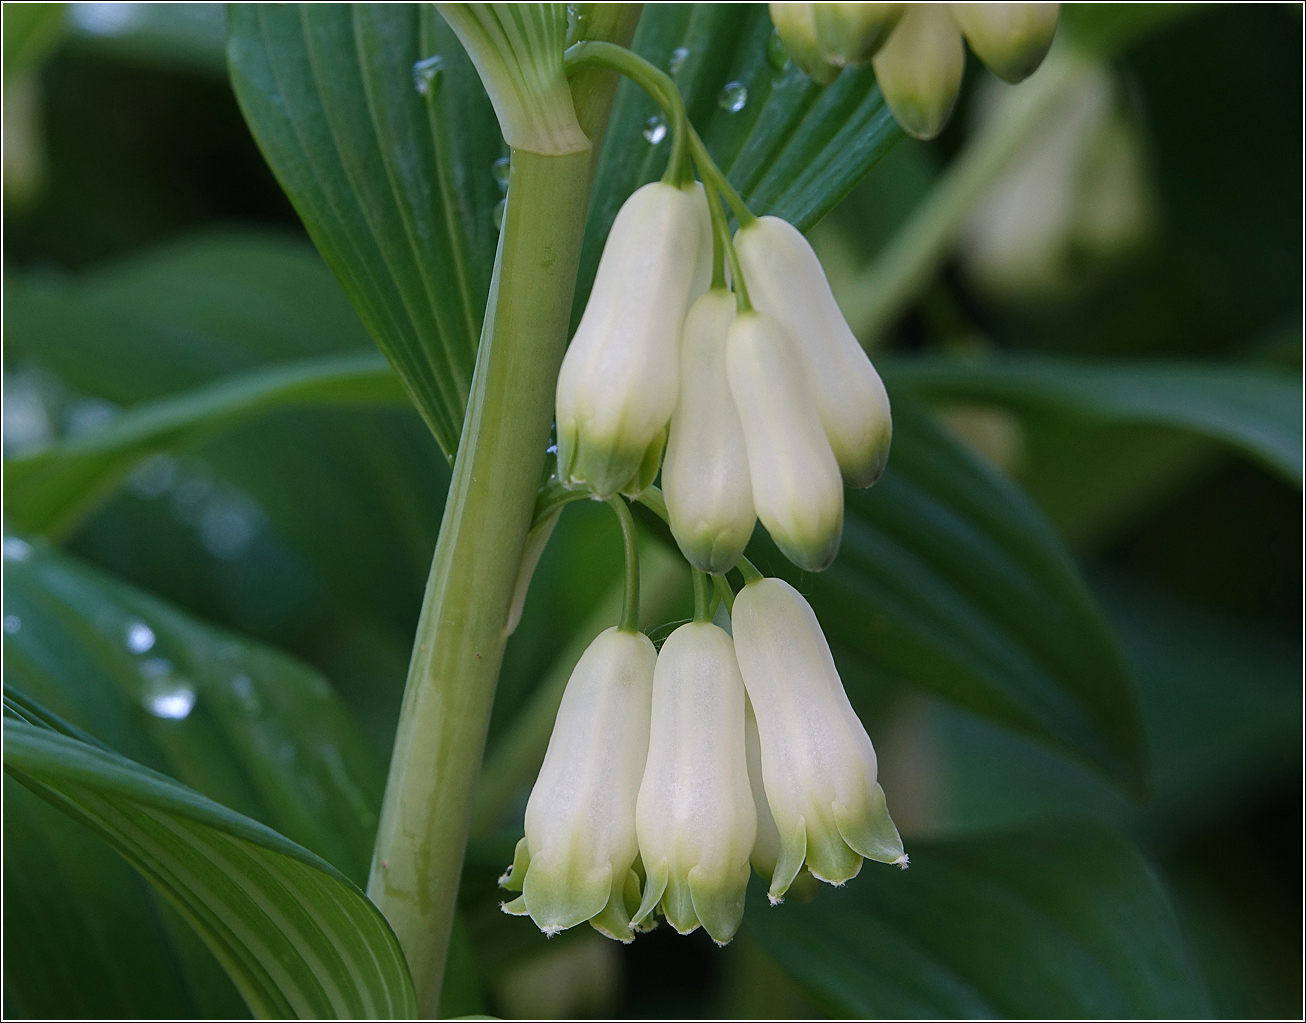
[607,496,642,632]
[703,169,751,311]
[713,574,736,615]
[692,569,713,622]
[565,39,692,185]
[848,48,1089,344]
[366,147,592,1016]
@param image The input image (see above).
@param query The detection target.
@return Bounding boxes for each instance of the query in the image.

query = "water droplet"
[3,615,20,635]
[145,679,196,720]
[565,3,586,44]
[668,46,690,76]
[129,453,177,499]
[3,370,54,456]
[72,2,143,37]
[4,536,32,562]
[231,673,260,713]
[718,81,748,113]
[170,462,213,526]
[63,397,119,439]
[412,54,444,97]
[493,198,507,231]
[767,28,789,72]
[643,114,667,145]
[492,156,511,194]
[125,620,156,654]
[199,490,264,561]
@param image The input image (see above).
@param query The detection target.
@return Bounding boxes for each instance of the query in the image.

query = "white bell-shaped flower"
[871,3,966,141]
[813,2,905,66]
[663,289,755,575]
[725,310,843,572]
[731,577,906,903]
[501,627,656,941]
[950,3,1060,83]
[633,622,756,945]
[556,181,712,498]
[734,215,892,488]
[768,3,840,85]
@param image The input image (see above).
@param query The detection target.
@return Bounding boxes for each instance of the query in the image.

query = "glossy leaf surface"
[746,824,1209,1018]
[888,354,1303,485]
[4,701,415,1019]
[227,3,502,458]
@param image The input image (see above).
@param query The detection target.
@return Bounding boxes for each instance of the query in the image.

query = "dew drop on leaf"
[125,620,156,654]
[412,54,444,97]
[492,156,511,194]
[766,28,789,72]
[144,679,197,720]
[3,615,20,635]
[643,115,667,145]
[669,46,690,76]
[718,81,748,113]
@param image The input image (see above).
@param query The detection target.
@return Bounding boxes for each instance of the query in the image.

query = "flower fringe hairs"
[501,1,1062,944]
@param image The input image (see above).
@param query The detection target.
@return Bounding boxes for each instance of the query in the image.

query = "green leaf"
[761,397,1145,791]
[1061,2,1207,57]
[575,3,903,319]
[3,537,384,882]
[227,3,503,459]
[4,351,405,539]
[746,824,1209,1019]
[887,353,1304,486]
[3,774,247,1019]
[4,705,416,1019]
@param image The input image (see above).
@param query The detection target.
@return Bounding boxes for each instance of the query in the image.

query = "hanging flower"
[733,214,892,488]
[950,3,1061,83]
[633,621,756,945]
[501,626,656,941]
[731,577,906,903]
[556,181,711,498]
[725,310,844,573]
[662,289,756,575]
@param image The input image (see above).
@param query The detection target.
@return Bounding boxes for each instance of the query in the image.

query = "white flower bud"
[663,290,755,575]
[871,3,965,141]
[556,181,712,497]
[950,3,1060,83]
[734,216,892,488]
[633,622,756,945]
[731,578,906,902]
[501,627,656,941]
[725,310,843,573]
[769,3,841,85]
[813,3,905,66]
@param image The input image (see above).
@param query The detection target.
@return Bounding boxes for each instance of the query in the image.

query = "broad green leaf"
[227,3,502,459]
[4,703,416,1019]
[745,823,1209,1018]
[3,537,383,882]
[574,3,903,319]
[753,397,1145,791]
[3,775,247,1019]
[887,353,1304,485]
[4,351,405,539]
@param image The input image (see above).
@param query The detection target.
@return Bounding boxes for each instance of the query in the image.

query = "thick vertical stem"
[367,147,590,1014]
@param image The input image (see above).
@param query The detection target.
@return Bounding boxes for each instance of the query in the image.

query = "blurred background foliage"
[2,3,1301,1019]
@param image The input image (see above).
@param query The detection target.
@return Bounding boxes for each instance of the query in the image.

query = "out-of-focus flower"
[734,215,892,488]
[950,2,1060,83]
[556,181,711,498]
[871,3,966,141]
[731,577,906,903]
[663,289,755,574]
[501,627,656,941]
[633,622,756,945]
[812,2,904,66]
[768,2,840,85]
[725,310,844,573]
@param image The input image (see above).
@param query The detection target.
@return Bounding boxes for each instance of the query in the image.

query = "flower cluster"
[501,578,905,944]
[770,2,1061,139]
[556,185,891,574]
